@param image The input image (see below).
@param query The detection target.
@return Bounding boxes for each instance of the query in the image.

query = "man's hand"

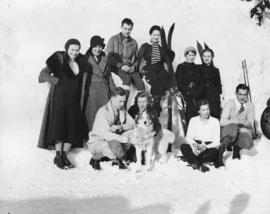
[238,119,251,129]
[110,125,122,132]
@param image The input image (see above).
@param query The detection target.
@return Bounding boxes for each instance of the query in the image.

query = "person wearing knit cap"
[106,18,145,105]
[137,25,172,116]
[184,46,197,56]
[175,46,205,124]
[200,48,222,120]
[83,35,117,135]
[38,38,89,169]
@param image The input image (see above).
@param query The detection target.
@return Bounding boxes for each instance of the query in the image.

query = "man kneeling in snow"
[87,87,135,170]
[216,84,255,167]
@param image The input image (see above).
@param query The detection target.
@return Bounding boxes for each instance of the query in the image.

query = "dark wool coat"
[37,51,89,150]
[200,64,222,119]
[175,62,205,123]
[82,51,116,131]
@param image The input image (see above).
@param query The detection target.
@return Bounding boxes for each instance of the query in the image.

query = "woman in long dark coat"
[138,25,172,116]
[38,39,89,169]
[200,48,222,119]
[83,35,116,131]
[175,47,205,124]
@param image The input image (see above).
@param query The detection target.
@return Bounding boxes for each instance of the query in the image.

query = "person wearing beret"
[137,25,172,116]
[38,39,89,169]
[175,46,205,124]
[83,35,116,132]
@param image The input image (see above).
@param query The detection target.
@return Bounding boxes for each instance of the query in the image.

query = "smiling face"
[121,23,133,37]
[236,89,248,104]
[202,51,213,65]
[185,51,196,63]
[150,29,160,43]
[92,45,103,57]
[198,104,210,119]
[111,95,126,110]
[67,44,80,60]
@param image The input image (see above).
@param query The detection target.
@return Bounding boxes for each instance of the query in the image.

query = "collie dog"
[129,108,175,171]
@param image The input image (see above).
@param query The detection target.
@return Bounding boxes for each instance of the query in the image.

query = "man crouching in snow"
[87,87,135,170]
[216,84,255,167]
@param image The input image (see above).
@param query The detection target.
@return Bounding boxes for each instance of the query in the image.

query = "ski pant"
[180,143,218,165]
[87,139,133,160]
[220,124,254,150]
[115,69,145,91]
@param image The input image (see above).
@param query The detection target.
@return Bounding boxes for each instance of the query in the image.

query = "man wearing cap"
[106,18,145,102]
[215,84,255,167]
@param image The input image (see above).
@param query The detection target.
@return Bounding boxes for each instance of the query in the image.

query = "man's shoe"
[199,164,210,173]
[90,158,101,170]
[190,161,209,173]
[112,158,127,170]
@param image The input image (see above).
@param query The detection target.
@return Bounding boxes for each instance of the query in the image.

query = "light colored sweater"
[220,98,254,133]
[186,116,220,154]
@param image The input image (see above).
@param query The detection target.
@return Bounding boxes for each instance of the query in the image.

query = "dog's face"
[136,111,154,130]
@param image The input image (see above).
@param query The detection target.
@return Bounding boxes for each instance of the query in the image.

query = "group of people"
[38,18,256,172]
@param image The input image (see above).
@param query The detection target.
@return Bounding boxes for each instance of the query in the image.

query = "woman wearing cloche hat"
[83,35,117,132]
[175,46,205,124]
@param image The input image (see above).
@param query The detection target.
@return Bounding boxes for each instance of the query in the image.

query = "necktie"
[114,109,121,125]
[238,103,244,114]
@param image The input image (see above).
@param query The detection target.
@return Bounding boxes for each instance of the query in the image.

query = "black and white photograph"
[1,0,270,213]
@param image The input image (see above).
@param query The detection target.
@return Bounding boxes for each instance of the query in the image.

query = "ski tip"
[204,42,210,50]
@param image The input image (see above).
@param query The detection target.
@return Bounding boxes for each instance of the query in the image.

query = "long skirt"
[47,95,85,147]
[84,81,110,131]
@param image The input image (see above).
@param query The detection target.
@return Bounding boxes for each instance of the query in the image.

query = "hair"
[121,18,134,27]
[111,87,126,97]
[236,84,249,93]
[202,48,215,58]
[197,99,211,111]
[134,91,152,107]
[149,25,161,35]
[64,38,81,52]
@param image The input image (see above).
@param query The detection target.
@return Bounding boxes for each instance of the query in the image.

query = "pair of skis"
[241,60,258,139]
[160,23,187,136]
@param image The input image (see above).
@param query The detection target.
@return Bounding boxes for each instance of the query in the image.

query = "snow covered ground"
[1,0,270,213]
